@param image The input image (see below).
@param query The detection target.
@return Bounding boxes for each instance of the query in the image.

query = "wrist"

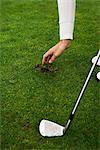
[60,39,71,48]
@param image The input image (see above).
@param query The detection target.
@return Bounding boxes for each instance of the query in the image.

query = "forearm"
[57,0,76,40]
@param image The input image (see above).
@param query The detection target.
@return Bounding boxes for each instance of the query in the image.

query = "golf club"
[39,50,100,137]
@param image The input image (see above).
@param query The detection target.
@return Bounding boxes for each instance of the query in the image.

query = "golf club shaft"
[65,50,100,131]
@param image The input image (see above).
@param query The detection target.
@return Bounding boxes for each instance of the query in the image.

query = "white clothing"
[92,55,100,81]
[57,0,76,40]
[92,56,100,66]
[97,72,100,81]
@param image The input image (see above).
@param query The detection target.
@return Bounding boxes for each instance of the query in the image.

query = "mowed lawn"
[0,0,99,149]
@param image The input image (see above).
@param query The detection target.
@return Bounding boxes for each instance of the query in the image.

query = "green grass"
[0,0,99,149]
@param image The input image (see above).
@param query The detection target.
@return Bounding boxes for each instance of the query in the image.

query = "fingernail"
[49,60,52,63]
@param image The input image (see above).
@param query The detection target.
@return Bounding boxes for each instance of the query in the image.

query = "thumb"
[49,54,56,64]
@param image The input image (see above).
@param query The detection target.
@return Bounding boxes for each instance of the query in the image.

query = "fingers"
[42,40,68,65]
[49,54,56,64]
[42,51,52,65]
[42,54,47,65]
[42,52,56,65]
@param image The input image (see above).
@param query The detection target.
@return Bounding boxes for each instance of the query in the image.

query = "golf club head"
[39,120,65,137]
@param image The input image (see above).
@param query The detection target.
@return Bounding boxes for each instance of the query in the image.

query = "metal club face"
[39,120,65,137]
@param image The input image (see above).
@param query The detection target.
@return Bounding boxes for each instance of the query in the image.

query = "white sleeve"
[57,0,76,40]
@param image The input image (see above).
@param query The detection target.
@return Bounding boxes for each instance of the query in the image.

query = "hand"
[42,39,71,65]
